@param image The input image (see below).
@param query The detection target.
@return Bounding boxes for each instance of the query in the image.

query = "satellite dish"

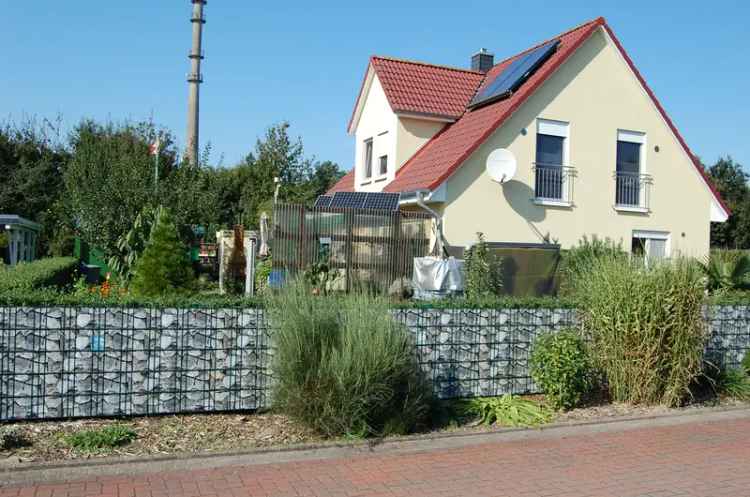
[486,148,517,184]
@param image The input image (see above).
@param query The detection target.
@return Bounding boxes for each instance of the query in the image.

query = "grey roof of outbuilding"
[0,215,42,231]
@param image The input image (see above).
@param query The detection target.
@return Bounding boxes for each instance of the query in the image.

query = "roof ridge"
[371,55,484,75]
[492,17,605,67]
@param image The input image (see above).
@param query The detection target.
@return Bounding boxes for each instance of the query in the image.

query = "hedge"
[0,257,79,292]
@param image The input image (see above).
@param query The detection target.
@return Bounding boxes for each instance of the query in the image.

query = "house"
[0,215,41,266]
[328,17,728,260]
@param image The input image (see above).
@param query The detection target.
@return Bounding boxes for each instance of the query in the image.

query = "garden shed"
[0,214,41,266]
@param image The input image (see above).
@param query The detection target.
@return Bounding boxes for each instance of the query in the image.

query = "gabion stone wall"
[0,308,270,421]
[705,305,750,370]
[1,305,749,421]
[394,308,577,398]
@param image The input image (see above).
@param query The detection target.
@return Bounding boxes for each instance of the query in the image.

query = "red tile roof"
[332,17,729,217]
[326,169,354,194]
[384,18,602,193]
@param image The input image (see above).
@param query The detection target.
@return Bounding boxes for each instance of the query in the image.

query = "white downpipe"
[415,191,449,259]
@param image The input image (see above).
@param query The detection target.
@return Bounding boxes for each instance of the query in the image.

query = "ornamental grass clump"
[571,255,707,407]
[267,282,431,438]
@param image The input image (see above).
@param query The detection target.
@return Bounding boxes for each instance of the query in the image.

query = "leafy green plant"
[573,256,707,407]
[699,250,750,293]
[107,205,160,280]
[0,257,78,292]
[530,329,594,410]
[64,425,136,452]
[462,395,552,427]
[716,368,750,400]
[464,232,502,300]
[742,351,750,375]
[130,208,195,296]
[266,280,431,438]
[254,256,272,295]
[559,236,626,295]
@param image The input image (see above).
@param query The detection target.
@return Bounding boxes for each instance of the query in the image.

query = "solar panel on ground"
[330,191,368,208]
[469,40,560,109]
[314,195,333,208]
[363,192,401,211]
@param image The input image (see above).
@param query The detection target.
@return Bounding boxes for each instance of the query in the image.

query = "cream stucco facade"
[351,72,446,191]
[348,27,724,258]
[439,28,720,257]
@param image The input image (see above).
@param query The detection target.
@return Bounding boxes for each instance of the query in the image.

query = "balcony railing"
[614,171,652,211]
[533,163,576,204]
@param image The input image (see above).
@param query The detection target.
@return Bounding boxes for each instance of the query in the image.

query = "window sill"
[360,180,372,186]
[614,205,649,214]
[373,176,388,183]
[533,198,573,208]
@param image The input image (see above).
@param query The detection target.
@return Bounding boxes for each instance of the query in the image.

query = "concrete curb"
[3,405,750,486]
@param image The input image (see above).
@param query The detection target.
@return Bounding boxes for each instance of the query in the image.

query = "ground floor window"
[631,230,669,265]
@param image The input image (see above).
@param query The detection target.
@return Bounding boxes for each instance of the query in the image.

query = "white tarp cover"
[412,257,464,296]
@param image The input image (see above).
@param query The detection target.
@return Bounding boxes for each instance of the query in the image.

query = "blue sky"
[2,1,748,171]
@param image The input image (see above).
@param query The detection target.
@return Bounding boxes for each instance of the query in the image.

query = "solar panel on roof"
[314,195,333,208]
[469,40,560,109]
[362,192,400,211]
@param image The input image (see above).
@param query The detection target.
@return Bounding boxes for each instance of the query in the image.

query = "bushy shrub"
[716,368,750,400]
[559,236,626,294]
[461,395,551,427]
[699,250,750,293]
[573,256,707,406]
[64,425,136,452]
[254,256,272,295]
[530,329,593,410]
[130,209,194,296]
[464,232,502,300]
[267,281,431,438]
[742,351,750,375]
[0,257,78,292]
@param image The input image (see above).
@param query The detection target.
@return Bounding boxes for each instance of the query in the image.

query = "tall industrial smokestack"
[186,0,206,165]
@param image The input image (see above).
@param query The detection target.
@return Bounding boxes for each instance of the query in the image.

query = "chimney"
[471,48,494,73]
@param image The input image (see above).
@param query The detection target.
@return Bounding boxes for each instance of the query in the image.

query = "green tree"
[707,157,750,248]
[0,118,70,254]
[63,120,177,257]
[130,208,194,296]
[308,160,346,199]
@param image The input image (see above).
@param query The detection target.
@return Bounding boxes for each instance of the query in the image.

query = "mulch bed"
[2,398,748,464]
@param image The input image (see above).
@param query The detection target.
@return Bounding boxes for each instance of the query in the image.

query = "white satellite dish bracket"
[485,148,517,184]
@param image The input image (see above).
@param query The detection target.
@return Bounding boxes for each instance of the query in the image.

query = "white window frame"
[362,138,373,182]
[615,130,648,212]
[632,229,670,265]
[534,119,572,206]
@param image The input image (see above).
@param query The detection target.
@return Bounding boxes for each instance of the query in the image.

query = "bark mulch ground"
[1,398,747,464]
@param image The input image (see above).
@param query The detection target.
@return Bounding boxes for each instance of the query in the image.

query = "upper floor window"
[363,138,373,179]
[615,130,649,209]
[534,119,571,203]
[379,155,388,176]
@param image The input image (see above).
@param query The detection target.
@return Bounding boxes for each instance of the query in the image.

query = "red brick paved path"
[3,416,750,497]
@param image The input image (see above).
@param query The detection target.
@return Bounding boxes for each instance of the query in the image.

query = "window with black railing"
[533,163,575,203]
[615,139,651,210]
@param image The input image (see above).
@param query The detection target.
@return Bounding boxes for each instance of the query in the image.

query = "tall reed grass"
[266,281,431,438]
[571,256,707,406]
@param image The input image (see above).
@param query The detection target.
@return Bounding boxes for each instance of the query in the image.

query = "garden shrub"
[530,329,593,410]
[130,209,195,296]
[461,395,551,427]
[0,257,78,292]
[716,368,750,400]
[558,236,626,294]
[267,281,431,438]
[742,351,750,375]
[572,255,707,407]
[64,425,136,452]
[464,232,502,300]
[699,249,750,293]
